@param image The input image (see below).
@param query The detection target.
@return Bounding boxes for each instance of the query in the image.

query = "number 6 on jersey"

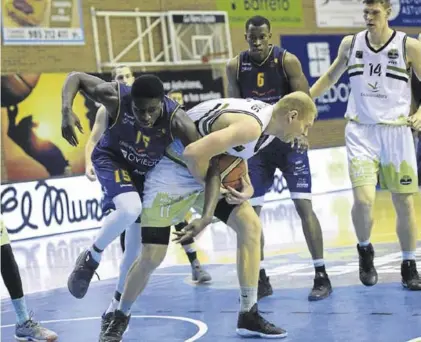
[257,72,265,87]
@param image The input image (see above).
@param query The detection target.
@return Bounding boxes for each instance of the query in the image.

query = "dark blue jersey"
[92,83,180,174]
[237,45,291,104]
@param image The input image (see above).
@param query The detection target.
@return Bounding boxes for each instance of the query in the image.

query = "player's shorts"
[93,156,145,212]
[141,156,204,227]
[345,121,419,193]
[1,220,10,246]
[248,138,312,207]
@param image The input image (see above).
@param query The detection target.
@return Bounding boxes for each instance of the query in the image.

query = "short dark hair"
[363,0,391,8]
[111,65,132,79]
[245,16,271,32]
[131,74,164,99]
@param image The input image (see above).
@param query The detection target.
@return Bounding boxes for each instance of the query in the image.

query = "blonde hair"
[277,91,317,120]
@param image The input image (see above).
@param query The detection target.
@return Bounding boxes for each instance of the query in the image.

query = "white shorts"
[141,156,205,227]
[345,121,418,193]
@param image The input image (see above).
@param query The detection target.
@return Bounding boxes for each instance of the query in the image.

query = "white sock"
[182,243,195,254]
[239,287,257,312]
[402,251,416,261]
[313,259,325,267]
[359,240,370,247]
[89,247,102,263]
[105,298,119,314]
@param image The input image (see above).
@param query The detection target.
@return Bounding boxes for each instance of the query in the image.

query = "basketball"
[218,154,246,190]
[1,73,40,107]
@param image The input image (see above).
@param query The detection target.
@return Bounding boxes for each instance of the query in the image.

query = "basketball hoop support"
[91,8,233,72]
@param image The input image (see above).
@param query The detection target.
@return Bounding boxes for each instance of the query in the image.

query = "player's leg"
[346,122,380,286]
[100,219,142,338]
[214,200,287,338]
[68,164,142,299]
[102,157,203,341]
[174,213,211,283]
[278,139,331,301]
[379,125,420,290]
[248,148,275,300]
[0,223,58,341]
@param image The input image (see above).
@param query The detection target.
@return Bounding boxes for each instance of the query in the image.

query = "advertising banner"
[281,34,350,120]
[1,175,104,241]
[216,0,303,28]
[2,0,85,45]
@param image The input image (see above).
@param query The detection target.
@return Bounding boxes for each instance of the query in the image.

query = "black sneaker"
[357,243,378,286]
[67,250,99,299]
[99,312,114,341]
[258,269,273,300]
[402,260,421,291]
[101,310,130,342]
[236,303,287,338]
[308,272,332,301]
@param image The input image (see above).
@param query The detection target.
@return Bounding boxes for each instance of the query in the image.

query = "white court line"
[0,315,208,342]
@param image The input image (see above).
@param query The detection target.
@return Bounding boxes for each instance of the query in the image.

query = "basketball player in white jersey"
[310,0,421,290]
[101,92,317,341]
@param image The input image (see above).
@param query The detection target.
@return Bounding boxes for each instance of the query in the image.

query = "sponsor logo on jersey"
[387,49,399,59]
[355,50,363,58]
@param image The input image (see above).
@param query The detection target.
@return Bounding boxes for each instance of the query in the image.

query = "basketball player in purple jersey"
[226,16,332,301]
[61,72,220,338]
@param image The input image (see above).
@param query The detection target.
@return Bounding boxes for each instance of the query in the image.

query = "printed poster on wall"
[315,0,421,28]
[216,0,303,28]
[1,0,85,45]
[1,70,223,182]
[281,34,349,120]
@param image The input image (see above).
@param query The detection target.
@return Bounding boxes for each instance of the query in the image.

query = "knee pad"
[142,226,171,245]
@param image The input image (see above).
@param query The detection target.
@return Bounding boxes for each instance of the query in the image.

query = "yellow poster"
[1,73,95,181]
[2,0,84,45]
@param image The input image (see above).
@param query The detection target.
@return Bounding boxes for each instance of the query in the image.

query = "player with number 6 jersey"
[226,15,332,302]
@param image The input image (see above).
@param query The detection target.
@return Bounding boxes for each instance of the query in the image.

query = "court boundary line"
[0,315,208,342]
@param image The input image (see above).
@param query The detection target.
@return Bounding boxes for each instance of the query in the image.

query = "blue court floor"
[1,190,421,341]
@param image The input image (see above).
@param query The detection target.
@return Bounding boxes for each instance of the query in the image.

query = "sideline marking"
[0,315,208,342]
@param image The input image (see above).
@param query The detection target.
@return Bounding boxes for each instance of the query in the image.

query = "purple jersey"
[237,45,290,104]
[92,83,179,175]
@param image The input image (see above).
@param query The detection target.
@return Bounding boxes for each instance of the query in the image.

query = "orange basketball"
[1,73,40,107]
[218,155,246,190]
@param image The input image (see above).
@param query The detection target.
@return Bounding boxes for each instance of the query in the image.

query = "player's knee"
[140,244,168,270]
[237,214,261,246]
[352,186,376,209]
[292,199,313,221]
[391,193,414,215]
[114,192,143,222]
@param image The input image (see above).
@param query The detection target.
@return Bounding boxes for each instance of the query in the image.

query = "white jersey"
[165,98,275,164]
[345,30,411,125]
[188,98,275,159]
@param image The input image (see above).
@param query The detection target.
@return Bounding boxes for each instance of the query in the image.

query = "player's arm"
[62,72,118,113]
[61,72,118,146]
[283,52,310,94]
[170,108,221,222]
[310,35,353,99]
[85,105,109,181]
[183,116,262,181]
[406,37,421,130]
[226,56,242,97]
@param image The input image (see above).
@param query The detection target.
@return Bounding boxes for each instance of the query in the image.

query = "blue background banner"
[389,2,421,27]
[281,35,349,120]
